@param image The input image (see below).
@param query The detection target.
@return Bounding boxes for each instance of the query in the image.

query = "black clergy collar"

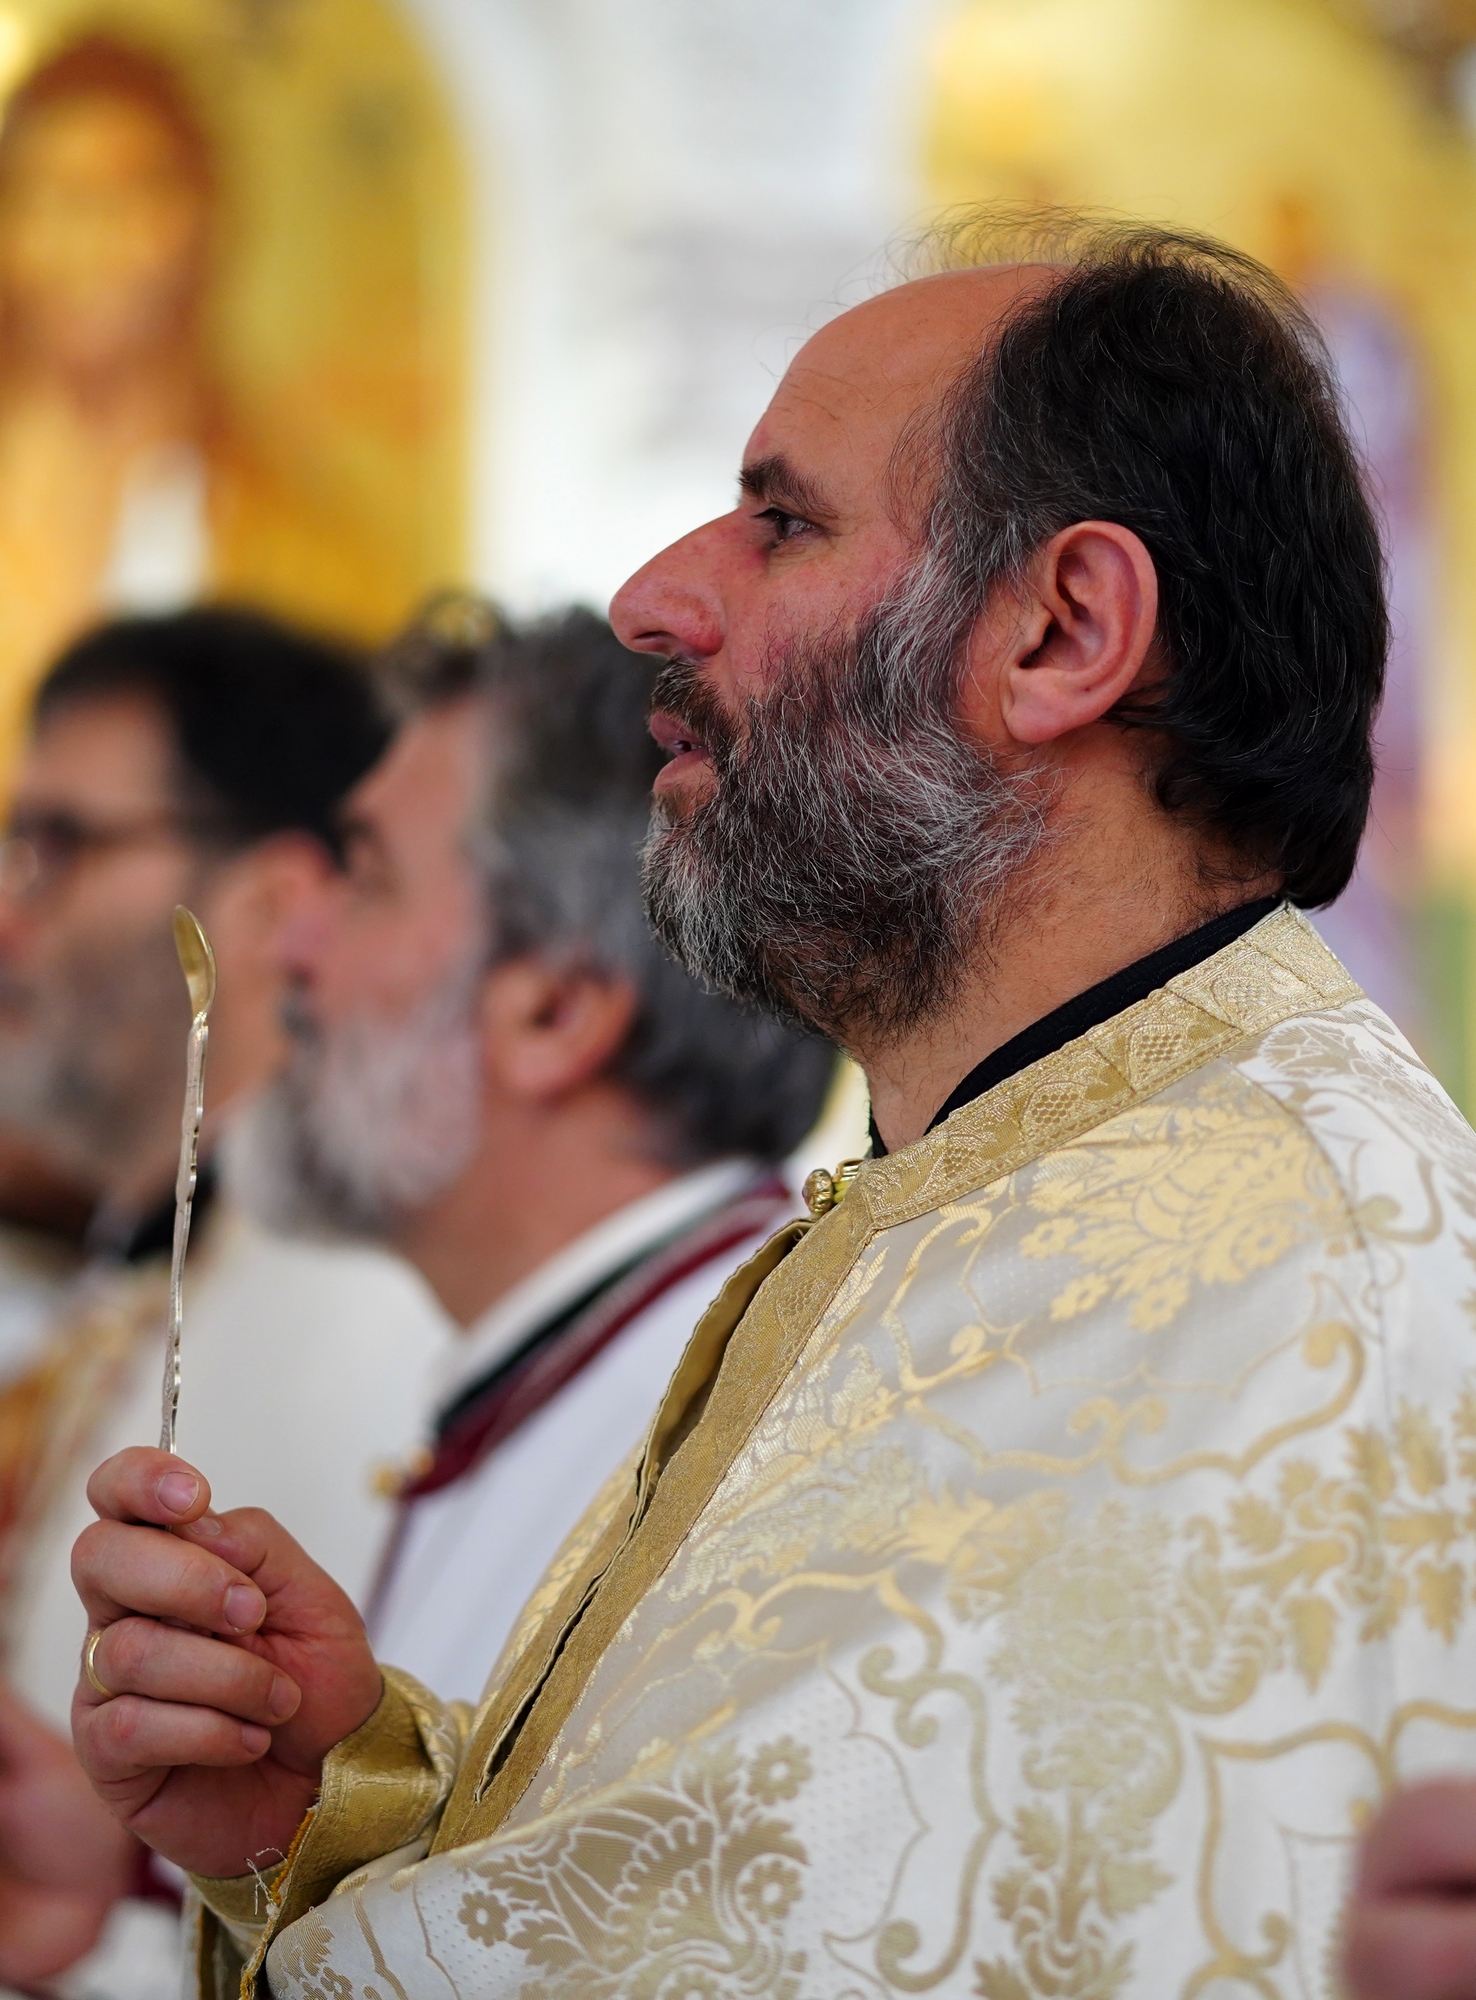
[868,896,1281,1159]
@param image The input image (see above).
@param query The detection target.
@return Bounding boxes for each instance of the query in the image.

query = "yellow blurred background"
[0,0,464,773]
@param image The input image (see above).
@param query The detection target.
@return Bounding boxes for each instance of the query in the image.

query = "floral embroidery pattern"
[746,1739,811,1807]
[451,1740,812,2000]
[969,1384,1476,1998]
[460,1887,508,1946]
[1019,1070,1350,1333]
[266,1912,336,1997]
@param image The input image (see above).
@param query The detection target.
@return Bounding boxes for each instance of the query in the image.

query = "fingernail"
[241,1724,271,1755]
[159,1473,200,1515]
[224,1585,263,1632]
[189,1513,223,1538]
[267,1676,299,1720]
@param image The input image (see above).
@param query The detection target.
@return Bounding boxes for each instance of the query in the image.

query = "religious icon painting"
[0,0,468,777]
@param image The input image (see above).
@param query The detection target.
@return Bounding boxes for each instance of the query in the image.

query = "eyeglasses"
[0,809,215,903]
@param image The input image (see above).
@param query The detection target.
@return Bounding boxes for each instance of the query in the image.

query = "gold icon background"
[0,0,466,777]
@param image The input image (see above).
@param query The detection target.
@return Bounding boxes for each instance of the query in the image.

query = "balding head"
[779,268,1053,427]
[615,269,1065,758]
[753,265,1057,540]
[616,212,1386,1048]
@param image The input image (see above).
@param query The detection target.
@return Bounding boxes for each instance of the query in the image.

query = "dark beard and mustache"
[640,580,1050,1046]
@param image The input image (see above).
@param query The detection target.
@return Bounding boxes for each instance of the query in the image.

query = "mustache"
[278,985,321,1048]
[648,659,738,764]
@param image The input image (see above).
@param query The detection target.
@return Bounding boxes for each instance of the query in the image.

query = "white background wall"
[399,0,947,614]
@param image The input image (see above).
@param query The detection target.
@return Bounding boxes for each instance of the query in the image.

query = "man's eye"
[757,506,812,545]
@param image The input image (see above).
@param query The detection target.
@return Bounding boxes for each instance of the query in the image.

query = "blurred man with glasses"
[0,607,449,1994]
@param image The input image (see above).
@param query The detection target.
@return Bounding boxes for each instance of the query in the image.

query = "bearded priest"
[65,212,1476,2000]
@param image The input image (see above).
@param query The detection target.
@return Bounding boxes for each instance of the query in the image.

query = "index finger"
[86,1448,216,1529]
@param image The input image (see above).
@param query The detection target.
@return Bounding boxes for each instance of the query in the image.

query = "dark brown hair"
[919,211,1387,907]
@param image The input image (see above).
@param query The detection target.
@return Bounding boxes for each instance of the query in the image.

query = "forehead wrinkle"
[780,348,943,439]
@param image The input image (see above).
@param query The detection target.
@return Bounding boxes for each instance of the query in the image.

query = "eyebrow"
[738,453,838,524]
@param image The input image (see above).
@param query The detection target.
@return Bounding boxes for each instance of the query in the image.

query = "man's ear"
[480,956,640,1105]
[961,520,1159,750]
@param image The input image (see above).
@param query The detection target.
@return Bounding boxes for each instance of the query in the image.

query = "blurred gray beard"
[641,566,1051,1047]
[228,958,485,1242]
[0,924,187,1183]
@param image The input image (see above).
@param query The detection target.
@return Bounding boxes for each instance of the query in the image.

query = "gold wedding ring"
[83,1627,112,1699]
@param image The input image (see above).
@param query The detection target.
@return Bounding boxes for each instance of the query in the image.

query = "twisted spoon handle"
[159,905,215,1456]
[160,1015,208,1455]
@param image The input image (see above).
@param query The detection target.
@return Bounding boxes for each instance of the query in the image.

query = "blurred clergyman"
[0,608,449,1991]
[233,602,836,1700]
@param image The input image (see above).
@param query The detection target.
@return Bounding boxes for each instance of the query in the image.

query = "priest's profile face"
[616,269,1055,1051]
[613,233,1381,1153]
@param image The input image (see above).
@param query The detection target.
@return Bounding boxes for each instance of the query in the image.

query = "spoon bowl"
[173,906,216,1022]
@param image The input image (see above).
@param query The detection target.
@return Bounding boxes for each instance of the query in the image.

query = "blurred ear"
[960,520,1159,750]
[199,833,335,970]
[479,956,640,1104]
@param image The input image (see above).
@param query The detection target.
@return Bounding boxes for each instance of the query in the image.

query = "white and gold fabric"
[192,907,1476,1999]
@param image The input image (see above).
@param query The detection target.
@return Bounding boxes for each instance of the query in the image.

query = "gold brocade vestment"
[194,908,1476,1998]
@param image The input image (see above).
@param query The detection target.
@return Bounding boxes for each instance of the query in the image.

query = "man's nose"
[610,518,727,662]
[273,872,339,980]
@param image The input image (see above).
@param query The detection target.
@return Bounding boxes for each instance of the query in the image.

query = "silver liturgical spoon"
[160,906,215,1455]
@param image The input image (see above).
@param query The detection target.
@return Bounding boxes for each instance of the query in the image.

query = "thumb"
[86,1448,215,1529]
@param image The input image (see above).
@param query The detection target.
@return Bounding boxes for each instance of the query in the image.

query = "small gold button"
[803,1158,867,1219]
[371,1446,432,1499]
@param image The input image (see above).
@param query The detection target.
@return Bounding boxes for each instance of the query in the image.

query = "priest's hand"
[1343,1779,1476,1999]
[70,1447,383,1881]
[0,1678,133,1985]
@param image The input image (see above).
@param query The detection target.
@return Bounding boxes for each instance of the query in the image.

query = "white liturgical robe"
[371,1160,801,1703]
[186,909,1476,2000]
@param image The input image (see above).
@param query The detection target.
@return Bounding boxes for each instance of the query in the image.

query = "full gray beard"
[641,584,1050,1047]
[227,962,485,1242]
[0,924,188,1184]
